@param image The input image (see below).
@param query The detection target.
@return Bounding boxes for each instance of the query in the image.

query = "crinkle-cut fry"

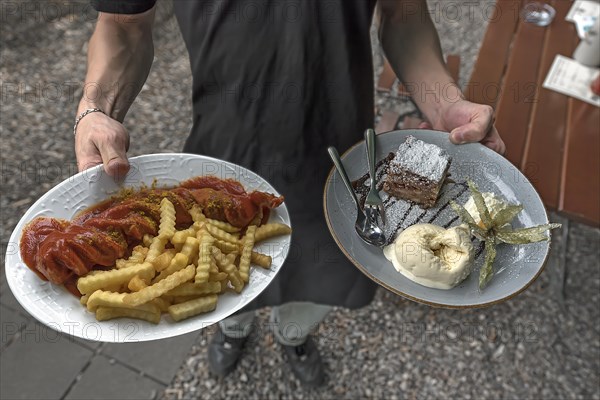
[195,230,214,283]
[152,297,171,312]
[158,197,177,239]
[166,281,221,297]
[128,275,149,292]
[87,290,161,313]
[145,236,168,263]
[191,255,200,269]
[124,265,196,307]
[95,306,160,324]
[251,251,272,268]
[180,236,200,260]
[153,249,177,272]
[116,246,148,269]
[206,218,240,233]
[143,234,154,247]
[105,283,123,293]
[77,263,154,295]
[254,223,292,243]
[209,271,228,282]
[153,253,189,283]
[214,240,238,254]
[216,239,269,267]
[114,259,130,270]
[228,275,244,293]
[171,222,203,245]
[171,226,195,245]
[209,247,226,267]
[206,224,239,244]
[115,259,128,270]
[168,294,218,322]
[123,245,146,261]
[225,251,238,265]
[189,205,206,224]
[211,247,244,293]
[171,295,200,304]
[209,257,219,274]
[220,284,233,294]
[131,245,149,260]
[80,293,91,305]
[196,221,205,230]
[239,226,256,283]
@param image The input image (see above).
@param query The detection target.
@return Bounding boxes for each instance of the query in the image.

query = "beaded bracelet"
[73,108,105,136]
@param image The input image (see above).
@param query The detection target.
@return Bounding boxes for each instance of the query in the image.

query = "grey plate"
[323,130,551,308]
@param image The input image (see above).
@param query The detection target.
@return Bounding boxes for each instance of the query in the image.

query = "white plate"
[5,153,291,342]
[324,130,551,309]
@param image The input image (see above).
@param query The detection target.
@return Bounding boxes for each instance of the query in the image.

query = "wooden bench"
[466,0,599,225]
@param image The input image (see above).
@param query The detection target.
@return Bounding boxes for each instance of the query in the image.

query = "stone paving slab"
[0,305,28,352]
[64,355,165,400]
[0,271,102,352]
[0,320,93,400]
[71,336,104,352]
[0,270,29,315]
[101,332,200,385]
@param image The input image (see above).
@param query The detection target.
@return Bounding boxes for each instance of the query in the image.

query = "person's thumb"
[449,106,494,144]
[591,74,600,96]
[97,137,130,180]
[418,121,433,129]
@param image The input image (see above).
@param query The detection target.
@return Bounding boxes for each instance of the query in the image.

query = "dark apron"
[173,0,378,309]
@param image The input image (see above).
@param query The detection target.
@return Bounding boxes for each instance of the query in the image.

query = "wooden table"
[466,0,599,225]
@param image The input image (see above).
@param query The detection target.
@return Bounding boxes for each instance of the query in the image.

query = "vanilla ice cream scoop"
[383,224,474,290]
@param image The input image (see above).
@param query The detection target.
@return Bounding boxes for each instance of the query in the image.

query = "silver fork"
[364,129,386,226]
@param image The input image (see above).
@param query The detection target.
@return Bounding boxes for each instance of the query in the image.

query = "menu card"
[543,55,600,107]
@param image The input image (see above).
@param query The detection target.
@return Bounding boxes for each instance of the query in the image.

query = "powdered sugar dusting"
[389,136,451,182]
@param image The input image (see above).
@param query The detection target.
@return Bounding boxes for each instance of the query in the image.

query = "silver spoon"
[328,146,387,247]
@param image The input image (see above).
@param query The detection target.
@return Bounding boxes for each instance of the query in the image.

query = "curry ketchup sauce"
[19,176,284,295]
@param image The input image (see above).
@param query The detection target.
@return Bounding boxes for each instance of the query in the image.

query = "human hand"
[418,99,506,155]
[74,111,130,179]
[591,75,600,96]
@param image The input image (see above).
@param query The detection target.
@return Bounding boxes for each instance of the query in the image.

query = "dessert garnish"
[450,180,561,290]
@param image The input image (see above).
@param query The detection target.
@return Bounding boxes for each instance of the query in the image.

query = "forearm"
[78,8,155,122]
[379,0,463,126]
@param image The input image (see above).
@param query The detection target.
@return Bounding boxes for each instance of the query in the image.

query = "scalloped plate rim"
[5,153,291,342]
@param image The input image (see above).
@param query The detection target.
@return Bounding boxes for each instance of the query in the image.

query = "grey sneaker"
[281,336,325,387]
[208,326,249,377]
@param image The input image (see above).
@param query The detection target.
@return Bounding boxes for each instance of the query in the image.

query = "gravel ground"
[1,1,599,399]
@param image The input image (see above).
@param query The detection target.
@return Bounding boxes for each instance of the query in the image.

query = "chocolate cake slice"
[383,136,451,208]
